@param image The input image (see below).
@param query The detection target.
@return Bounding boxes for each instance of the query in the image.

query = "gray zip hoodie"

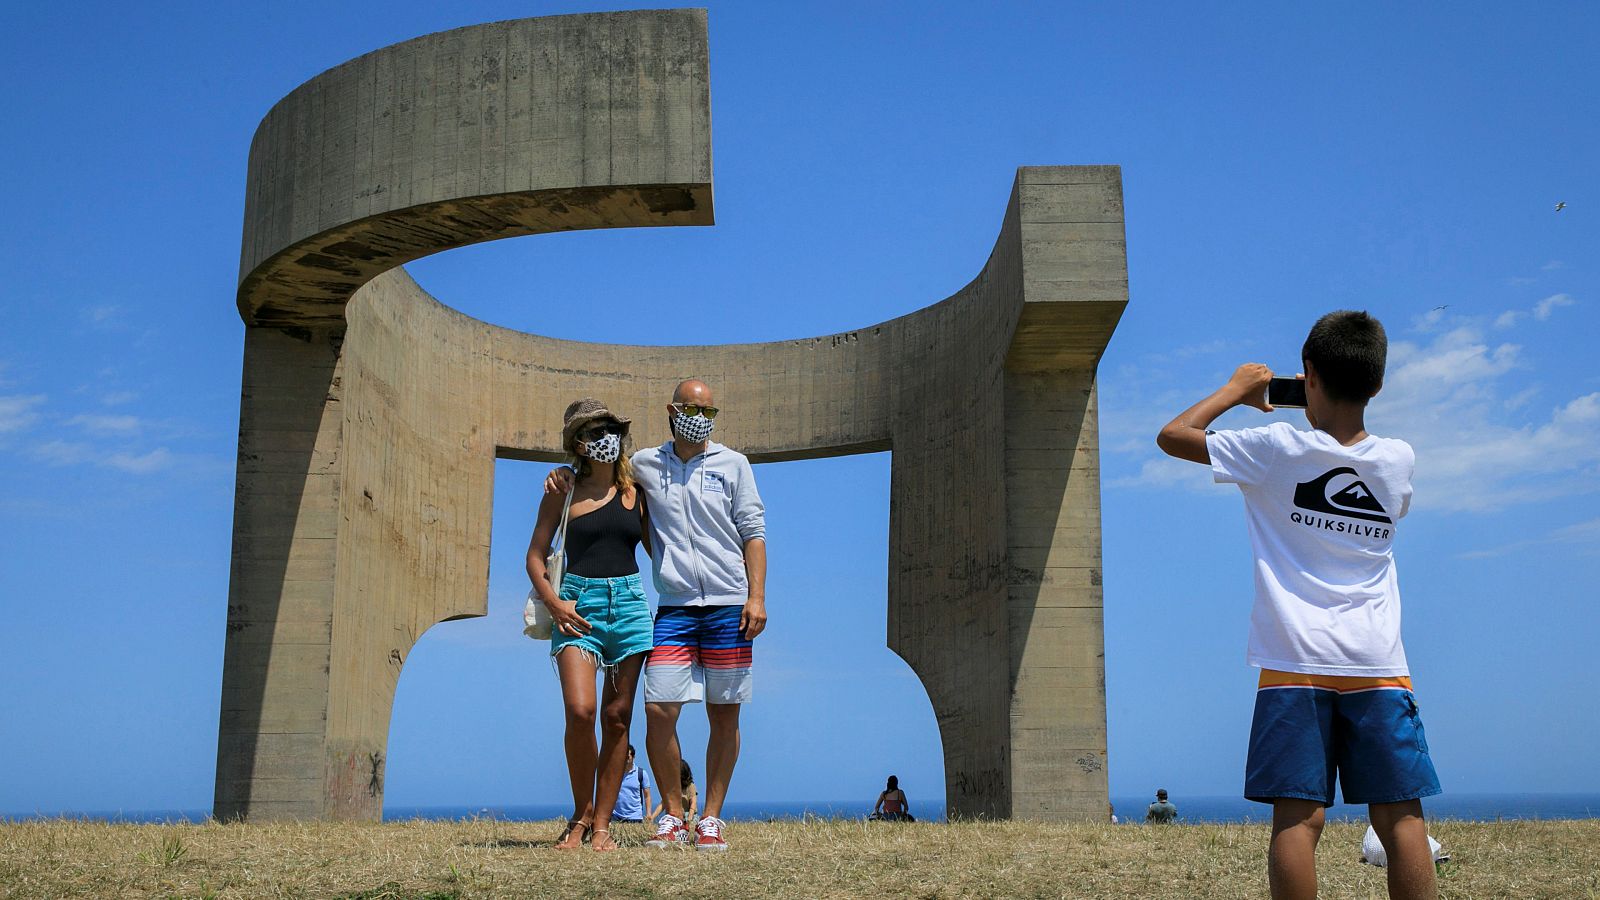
[632,440,766,607]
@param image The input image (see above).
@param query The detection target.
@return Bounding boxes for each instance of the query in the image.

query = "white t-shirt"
[1206,422,1415,677]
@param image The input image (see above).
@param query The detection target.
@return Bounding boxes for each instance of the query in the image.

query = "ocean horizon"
[9,792,1598,825]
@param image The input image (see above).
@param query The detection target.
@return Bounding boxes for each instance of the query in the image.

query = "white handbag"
[523,468,577,640]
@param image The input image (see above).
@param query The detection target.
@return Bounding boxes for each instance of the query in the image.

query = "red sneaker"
[645,814,692,849]
[695,815,729,852]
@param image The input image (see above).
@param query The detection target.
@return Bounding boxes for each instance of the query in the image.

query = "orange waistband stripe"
[1257,668,1412,693]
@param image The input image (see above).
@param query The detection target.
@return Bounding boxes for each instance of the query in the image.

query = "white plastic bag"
[1360,825,1447,866]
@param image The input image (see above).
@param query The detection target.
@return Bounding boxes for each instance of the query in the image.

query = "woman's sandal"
[590,828,619,852]
[554,818,591,850]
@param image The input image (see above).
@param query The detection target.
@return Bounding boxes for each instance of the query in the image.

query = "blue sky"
[1,1,1596,816]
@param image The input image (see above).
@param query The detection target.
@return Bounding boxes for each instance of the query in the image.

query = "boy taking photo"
[1156,310,1441,900]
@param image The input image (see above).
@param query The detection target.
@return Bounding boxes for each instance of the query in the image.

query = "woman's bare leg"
[591,654,646,851]
[554,647,599,850]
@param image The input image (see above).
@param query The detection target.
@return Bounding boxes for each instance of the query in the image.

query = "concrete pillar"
[216,326,344,820]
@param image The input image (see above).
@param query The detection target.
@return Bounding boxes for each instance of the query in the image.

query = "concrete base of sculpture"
[216,9,1126,822]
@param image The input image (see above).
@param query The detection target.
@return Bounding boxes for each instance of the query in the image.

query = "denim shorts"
[1245,669,1442,807]
[549,573,654,668]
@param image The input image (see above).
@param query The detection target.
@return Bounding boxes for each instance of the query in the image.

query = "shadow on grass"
[465,838,546,849]
[334,882,461,900]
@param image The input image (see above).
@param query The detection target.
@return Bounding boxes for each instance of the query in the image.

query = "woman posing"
[527,399,653,852]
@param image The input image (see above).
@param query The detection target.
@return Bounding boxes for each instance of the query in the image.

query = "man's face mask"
[671,405,716,443]
[581,431,622,463]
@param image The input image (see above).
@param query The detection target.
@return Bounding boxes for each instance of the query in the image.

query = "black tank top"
[565,488,642,577]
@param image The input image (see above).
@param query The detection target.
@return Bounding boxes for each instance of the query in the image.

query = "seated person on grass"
[612,745,657,824]
[869,775,914,822]
[1155,310,1442,900]
[1146,789,1177,824]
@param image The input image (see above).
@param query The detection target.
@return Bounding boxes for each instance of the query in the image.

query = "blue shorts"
[1245,669,1442,807]
[644,605,753,705]
[549,573,653,668]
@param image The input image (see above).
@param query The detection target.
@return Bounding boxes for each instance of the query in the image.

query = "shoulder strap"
[552,460,578,556]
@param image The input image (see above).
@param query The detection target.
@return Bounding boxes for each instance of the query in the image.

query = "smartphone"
[1267,376,1307,409]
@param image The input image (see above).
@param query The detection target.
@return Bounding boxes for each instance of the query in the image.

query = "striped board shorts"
[1245,669,1441,807]
[643,604,753,705]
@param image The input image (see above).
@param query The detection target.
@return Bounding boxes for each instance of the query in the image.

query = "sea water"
[16,793,1597,824]
[1108,792,1600,824]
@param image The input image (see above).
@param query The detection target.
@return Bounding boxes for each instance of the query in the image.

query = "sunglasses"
[578,422,625,440]
[672,403,720,419]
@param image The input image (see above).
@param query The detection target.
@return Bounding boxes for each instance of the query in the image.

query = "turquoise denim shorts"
[549,572,654,668]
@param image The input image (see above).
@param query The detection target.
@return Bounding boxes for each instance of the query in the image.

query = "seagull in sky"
[1431,305,1449,311]
[1555,201,1567,212]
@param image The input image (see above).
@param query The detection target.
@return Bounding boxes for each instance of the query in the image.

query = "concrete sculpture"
[216,9,1127,822]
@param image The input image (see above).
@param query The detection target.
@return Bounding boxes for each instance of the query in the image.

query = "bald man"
[548,380,767,852]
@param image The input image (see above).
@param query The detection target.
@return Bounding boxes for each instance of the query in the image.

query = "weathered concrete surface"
[217,9,1126,822]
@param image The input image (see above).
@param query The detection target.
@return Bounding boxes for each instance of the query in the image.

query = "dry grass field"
[2,816,1597,899]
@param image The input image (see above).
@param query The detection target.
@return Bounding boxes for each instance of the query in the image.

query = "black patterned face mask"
[582,432,622,463]
[672,411,715,443]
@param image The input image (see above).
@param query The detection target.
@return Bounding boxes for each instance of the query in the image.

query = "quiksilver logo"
[1288,511,1391,540]
[1292,467,1392,524]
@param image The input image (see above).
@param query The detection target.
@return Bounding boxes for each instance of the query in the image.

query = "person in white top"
[1204,418,1414,677]
[1156,311,1441,900]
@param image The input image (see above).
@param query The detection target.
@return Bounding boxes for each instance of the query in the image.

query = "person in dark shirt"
[528,399,653,852]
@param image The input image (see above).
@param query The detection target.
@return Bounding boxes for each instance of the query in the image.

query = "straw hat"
[561,398,631,455]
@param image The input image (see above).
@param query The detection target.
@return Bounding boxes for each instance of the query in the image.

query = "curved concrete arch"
[217,9,1126,822]
[237,10,713,327]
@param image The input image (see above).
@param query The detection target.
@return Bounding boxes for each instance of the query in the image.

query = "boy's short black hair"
[1302,310,1387,403]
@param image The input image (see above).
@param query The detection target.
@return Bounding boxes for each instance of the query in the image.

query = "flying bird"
[1555,202,1567,212]
[1431,305,1449,311]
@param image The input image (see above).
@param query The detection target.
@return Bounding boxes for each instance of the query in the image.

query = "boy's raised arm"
[1156,363,1275,463]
